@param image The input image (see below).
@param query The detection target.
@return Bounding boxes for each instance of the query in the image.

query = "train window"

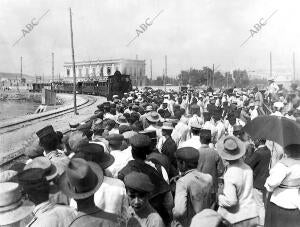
[67,69,70,76]
[107,67,111,75]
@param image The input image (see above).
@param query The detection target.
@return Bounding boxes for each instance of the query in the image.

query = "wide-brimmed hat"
[146,111,161,122]
[59,158,104,199]
[0,182,35,225]
[216,136,246,160]
[73,143,114,169]
[24,157,58,181]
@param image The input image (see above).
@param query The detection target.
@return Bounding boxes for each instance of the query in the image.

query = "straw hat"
[146,111,161,122]
[216,136,246,160]
[0,182,35,225]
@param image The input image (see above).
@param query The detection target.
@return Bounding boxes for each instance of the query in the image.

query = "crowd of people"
[1,79,300,227]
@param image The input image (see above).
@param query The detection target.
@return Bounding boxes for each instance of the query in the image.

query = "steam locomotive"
[30,71,132,100]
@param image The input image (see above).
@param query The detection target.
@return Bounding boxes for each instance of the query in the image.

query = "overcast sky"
[0,0,299,79]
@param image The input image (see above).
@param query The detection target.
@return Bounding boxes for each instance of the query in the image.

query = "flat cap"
[106,134,124,146]
[36,125,56,139]
[175,147,199,162]
[129,134,151,148]
[124,172,154,193]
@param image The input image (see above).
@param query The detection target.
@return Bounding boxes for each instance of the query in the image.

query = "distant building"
[64,58,146,86]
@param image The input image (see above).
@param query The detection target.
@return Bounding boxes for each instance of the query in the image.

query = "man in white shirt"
[179,120,202,149]
[106,134,132,178]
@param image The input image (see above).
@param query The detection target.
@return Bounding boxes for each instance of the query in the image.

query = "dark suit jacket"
[245,145,271,191]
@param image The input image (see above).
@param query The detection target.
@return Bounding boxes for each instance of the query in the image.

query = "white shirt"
[265,160,300,209]
[178,135,201,149]
[70,176,129,219]
[107,149,133,178]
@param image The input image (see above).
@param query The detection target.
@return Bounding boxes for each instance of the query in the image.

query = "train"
[30,71,132,100]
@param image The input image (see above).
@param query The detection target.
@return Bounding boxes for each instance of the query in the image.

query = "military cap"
[129,134,151,148]
[124,172,154,193]
[175,147,199,162]
[106,134,124,146]
[36,125,56,139]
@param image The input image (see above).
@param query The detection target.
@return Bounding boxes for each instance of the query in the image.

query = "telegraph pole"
[269,52,272,80]
[52,52,54,82]
[293,52,296,81]
[150,59,152,86]
[70,8,78,115]
[212,64,214,88]
[164,55,167,91]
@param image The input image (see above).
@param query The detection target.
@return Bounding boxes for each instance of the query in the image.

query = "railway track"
[0,95,97,135]
[0,95,100,169]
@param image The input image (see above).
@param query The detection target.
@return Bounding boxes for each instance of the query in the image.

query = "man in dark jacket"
[245,138,271,226]
[118,134,173,225]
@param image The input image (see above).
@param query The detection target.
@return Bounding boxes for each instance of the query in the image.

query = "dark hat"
[119,124,132,134]
[129,134,151,148]
[24,157,58,181]
[139,130,157,140]
[18,168,49,193]
[69,121,80,129]
[200,129,211,137]
[175,147,199,162]
[216,136,246,160]
[36,125,56,139]
[73,143,114,170]
[59,158,104,199]
[106,134,124,146]
[124,172,154,193]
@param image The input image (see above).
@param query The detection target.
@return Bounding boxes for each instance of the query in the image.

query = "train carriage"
[30,71,132,100]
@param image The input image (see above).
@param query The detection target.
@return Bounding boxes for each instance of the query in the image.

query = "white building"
[64,58,146,86]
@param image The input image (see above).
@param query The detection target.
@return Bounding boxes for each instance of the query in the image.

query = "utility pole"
[269,52,272,80]
[164,55,167,91]
[70,8,78,115]
[52,52,54,82]
[150,59,152,86]
[293,52,296,81]
[226,72,229,88]
[212,64,215,88]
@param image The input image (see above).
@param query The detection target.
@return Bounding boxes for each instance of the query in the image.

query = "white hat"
[274,102,284,109]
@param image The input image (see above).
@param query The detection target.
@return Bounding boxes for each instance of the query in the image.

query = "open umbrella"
[243,115,300,147]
